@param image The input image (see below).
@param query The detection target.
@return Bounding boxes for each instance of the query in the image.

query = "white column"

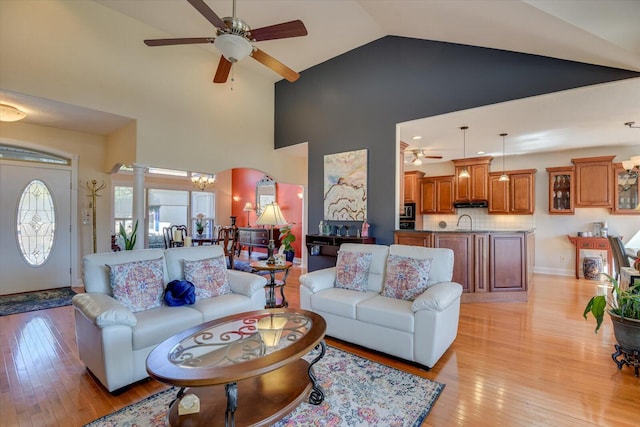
[132,164,146,249]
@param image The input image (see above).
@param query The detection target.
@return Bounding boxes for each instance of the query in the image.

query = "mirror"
[256,175,276,215]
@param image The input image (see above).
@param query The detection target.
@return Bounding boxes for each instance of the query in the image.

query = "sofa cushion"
[107,258,165,312]
[357,295,414,333]
[382,254,433,301]
[338,243,390,293]
[132,305,203,350]
[184,256,231,299]
[311,288,378,319]
[334,250,373,291]
[191,293,255,323]
[164,245,226,282]
[390,244,454,286]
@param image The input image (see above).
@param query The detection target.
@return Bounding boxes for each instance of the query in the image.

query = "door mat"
[0,287,76,316]
[86,346,444,427]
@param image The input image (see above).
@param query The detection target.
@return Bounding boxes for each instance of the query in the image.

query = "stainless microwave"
[400,203,415,220]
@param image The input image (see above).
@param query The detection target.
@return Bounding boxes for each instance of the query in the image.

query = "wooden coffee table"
[146,308,326,427]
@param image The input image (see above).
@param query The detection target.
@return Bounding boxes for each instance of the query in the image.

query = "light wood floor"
[1,265,638,426]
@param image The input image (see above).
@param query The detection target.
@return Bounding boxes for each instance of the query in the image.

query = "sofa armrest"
[411,282,463,312]
[72,293,137,328]
[299,267,337,294]
[227,270,268,296]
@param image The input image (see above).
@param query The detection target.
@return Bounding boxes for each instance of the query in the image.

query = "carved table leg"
[307,340,326,405]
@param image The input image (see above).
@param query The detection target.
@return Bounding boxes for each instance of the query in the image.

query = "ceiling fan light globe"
[412,157,422,166]
[214,33,252,63]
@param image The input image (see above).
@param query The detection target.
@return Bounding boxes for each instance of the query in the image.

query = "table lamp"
[255,202,288,265]
[243,202,254,226]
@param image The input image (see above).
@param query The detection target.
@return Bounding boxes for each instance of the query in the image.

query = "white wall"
[409,145,640,276]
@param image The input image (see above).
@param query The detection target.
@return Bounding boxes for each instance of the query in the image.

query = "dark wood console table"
[567,235,613,279]
[306,234,376,270]
[237,227,280,256]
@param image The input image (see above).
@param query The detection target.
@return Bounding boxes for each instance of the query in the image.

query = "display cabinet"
[612,162,639,214]
[546,166,575,215]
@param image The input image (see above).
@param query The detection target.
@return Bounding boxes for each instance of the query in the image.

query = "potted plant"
[195,213,205,237]
[279,223,296,262]
[583,274,640,352]
[118,220,138,250]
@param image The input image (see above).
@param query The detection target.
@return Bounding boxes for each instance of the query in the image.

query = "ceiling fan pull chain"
[230,67,235,91]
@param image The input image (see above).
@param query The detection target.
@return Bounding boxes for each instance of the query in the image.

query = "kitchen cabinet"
[404,171,424,203]
[394,230,532,302]
[452,156,493,202]
[546,166,575,215]
[612,162,640,215]
[572,156,614,207]
[421,175,455,214]
[488,169,536,214]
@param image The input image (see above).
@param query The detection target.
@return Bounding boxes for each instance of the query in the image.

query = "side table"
[250,261,292,308]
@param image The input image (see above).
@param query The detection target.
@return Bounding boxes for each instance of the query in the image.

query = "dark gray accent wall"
[274,36,639,271]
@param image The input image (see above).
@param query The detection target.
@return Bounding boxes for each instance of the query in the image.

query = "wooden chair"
[163,225,188,248]
[218,226,238,269]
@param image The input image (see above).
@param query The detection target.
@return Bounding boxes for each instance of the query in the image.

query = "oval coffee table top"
[146,308,326,387]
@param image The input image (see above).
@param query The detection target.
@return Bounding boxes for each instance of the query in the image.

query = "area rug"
[0,287,76,316]
[85,346,444,427]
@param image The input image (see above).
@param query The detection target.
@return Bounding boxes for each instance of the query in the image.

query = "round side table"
[249,261,293,308]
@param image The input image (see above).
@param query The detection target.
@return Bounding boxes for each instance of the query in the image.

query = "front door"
[0,162,72,295]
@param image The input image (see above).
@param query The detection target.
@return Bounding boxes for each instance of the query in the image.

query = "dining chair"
[164,225,188,248]
[608,235,631,280]
[218,226,238,269]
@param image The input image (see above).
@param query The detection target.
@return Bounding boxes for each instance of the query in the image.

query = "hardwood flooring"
[1,265,638,426]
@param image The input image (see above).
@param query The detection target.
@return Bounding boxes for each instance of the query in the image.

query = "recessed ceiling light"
[412,136,422,140]
[0,104,27,122]
[476,151,485,155]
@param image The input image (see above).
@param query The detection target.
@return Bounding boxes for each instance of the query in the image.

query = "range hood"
[453,200,488,208]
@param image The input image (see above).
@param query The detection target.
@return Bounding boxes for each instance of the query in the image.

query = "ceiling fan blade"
[213,56,232,83]
[187,0,226,30]
[144,37,214,46]
[423,155,443,159]
[249,20,308,42]
[251,48,299,82]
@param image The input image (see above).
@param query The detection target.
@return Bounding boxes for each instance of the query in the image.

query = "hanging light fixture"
[191,174,215,191]
[459,126,470,178]
[498,133,510,182]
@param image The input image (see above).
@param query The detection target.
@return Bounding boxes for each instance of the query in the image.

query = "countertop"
[396,229,535,234]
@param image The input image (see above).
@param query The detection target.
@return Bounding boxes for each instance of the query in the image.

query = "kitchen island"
[395,229,535,303]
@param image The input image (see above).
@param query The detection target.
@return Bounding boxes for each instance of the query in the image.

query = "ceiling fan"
[405,147,443,166]
[144,0,307,83]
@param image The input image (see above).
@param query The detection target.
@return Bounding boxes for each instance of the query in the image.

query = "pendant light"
[498,133,510,182]
[459,126,470,178]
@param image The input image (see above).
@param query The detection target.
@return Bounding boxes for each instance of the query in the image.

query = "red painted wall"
[231,168,303,256]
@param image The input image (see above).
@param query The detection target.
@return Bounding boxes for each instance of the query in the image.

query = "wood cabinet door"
[488,175,509,213]
[454,168,471,202]
[573,156,614,207]
[394,232,428,247]
[510,173,534,214]
[470,163,489,200]
[421,179,436,213]
[489,234,525,291]
[436,177,455,213]
[404,171,424,203]
[435,233,473,293]
[612,163,640,214]
[404,173,414,202]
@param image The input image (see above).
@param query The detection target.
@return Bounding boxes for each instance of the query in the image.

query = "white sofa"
[72,245,267,392]
[299,243,463,368]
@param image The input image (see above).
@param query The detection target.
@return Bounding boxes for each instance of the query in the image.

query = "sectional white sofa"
[72,245,267,392]
[299,243,463,368]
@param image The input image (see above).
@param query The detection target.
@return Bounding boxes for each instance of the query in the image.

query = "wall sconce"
[233,195,241,202]
[191,174,215,191]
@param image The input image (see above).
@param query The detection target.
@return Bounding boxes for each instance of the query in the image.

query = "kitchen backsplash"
[421,208,536,231]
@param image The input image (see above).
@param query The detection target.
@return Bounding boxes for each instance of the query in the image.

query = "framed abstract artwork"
[323,149,367,220]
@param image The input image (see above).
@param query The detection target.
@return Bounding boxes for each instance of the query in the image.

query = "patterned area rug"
[86,346,444,427]
[0,287,76,316]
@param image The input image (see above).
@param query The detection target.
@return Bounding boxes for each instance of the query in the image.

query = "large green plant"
[583,274,640,333]
[118,220,138,250]
[279,223,296,252]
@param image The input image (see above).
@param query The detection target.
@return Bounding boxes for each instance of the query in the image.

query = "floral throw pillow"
[383,255,433,301]
[334,250,373,292]
[108,258,165,312]
[184,256,231,299]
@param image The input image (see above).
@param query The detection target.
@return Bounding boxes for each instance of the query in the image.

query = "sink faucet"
[456,214,473,231]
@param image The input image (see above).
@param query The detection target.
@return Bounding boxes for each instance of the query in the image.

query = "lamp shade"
[243,202,253,212]
[256,202,288,226]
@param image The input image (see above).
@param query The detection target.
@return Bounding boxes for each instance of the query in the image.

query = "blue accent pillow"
[164,280,196,306]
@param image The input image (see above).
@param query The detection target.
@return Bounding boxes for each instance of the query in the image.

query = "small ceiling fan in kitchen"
[144,0,307,83]
[405,148,443,166]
